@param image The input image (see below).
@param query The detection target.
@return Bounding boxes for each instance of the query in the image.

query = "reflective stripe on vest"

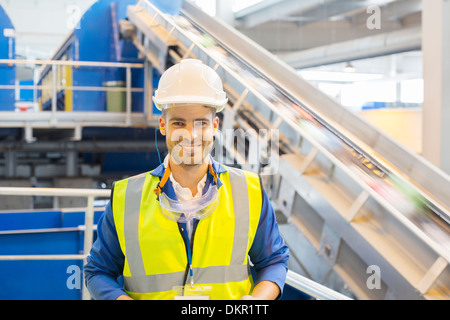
[112,165,262,300]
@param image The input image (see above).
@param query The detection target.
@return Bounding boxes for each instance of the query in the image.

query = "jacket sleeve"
[248,185,290,299]
[83,200,127,300]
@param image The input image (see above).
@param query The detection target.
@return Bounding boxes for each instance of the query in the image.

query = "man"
[84,59,289,300]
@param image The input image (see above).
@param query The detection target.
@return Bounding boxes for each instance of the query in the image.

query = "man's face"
[159,104,219,167]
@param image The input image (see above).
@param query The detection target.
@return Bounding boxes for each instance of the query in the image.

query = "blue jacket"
[84,158,289,300]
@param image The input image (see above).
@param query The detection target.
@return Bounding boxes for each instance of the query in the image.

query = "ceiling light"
[343,62,356,73]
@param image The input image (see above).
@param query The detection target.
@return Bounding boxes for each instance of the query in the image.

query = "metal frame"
[285,270,352,300]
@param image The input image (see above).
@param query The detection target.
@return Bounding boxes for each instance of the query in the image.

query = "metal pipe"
[279,27,422,69]
[0,84,144,92]
[0,187,109,198]
[0,111,159,128]
[126,67,132,126]
[51,64,57,126]
[82,195,95,300]
[0,254,86,261]
[0,140,159,153]
[83,195,95,265]
[0,59,144,69]
[285,270,353,300]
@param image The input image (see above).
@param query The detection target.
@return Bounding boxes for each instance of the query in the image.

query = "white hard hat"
[153,59,228,112]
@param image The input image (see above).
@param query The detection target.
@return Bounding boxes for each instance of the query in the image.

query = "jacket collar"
[150,155,227,189]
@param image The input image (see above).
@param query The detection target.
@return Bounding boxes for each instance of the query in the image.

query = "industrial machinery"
[0,0,448,300]
[37,0,145,112]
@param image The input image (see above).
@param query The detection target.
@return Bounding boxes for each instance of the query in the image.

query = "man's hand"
[116,294,134,300]
[240,280,280,300]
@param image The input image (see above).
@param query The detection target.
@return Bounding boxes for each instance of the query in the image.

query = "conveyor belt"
[127,0,450,299]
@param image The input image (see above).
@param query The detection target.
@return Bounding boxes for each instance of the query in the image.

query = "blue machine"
[0,5,16,111]
[38,0,145,112]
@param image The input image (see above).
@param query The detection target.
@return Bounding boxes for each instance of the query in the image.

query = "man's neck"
[168,156,209,196]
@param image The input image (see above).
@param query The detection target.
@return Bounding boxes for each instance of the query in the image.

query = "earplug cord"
[155,128,162,165]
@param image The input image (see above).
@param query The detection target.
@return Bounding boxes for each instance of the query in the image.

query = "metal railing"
[0,59,148,131]
[285,270,353,300]
[0,186,110,300]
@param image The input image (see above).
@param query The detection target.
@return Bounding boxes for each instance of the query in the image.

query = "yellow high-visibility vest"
[112,165,263,300]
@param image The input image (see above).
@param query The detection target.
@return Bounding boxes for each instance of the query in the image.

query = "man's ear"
[213,116,219,132]
[159,116,166,136]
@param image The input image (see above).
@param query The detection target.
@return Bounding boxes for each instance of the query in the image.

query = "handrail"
[0,186,110,300]
[0,84,144,93]
[0,255,87,261]
[0,59,148,128]
[0,58,144,68]
[285,270,353,300]
[0,186,110,197]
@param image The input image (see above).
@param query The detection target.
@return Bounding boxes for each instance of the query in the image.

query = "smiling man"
[84,59,289,300]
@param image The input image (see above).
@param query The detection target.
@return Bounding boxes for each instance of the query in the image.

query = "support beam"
[234,0,318,29]
[66,149,78,177]
[422,0,450,174]
[5,150,16,178]
[279,27,421,69]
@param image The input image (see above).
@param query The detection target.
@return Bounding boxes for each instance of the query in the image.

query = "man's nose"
[187,122,203,140]
[176,123,202,142]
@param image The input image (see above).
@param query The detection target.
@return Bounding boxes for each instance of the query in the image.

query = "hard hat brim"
[154,96,227,112]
